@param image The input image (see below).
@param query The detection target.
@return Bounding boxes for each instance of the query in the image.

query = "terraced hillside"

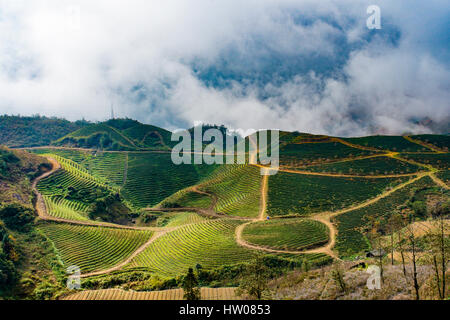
[342,136,432,152]
[267,172,408,216]
[410,134,450,151]
[334,176,436,257]
[38,222,153,273]
[11,128,447,300]
[126,219,254,276]
[200,165,262,217]
[121,153,217,209]
[279,140,378,167]
[242,219,329,251]
[299,156,422,175]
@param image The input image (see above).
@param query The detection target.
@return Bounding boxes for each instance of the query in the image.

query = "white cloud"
[0,0,448,135]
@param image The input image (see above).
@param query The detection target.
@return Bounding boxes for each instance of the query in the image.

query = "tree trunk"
[440,218,446,299]
[391,233,394,265]
[432,255,442,299]
[411,238,420,300]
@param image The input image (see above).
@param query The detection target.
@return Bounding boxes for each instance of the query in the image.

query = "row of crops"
[342,136,431,152]
[126,219,254,276]
[63,287,239,300]
[298,156,422,175]
[242,219,329,251]
[279,141,377,167]
[38,222,153,273]
[43,195,92,222]
[201,165,262,217]
[161,212,207,228]
[37,168,110,203]
[267,172,408,216]
[411,134,450,151]
[333,176,436,258]
[121,153,217,209]
[399,153,450,170]
[31,148,127,188]
[159,190,213,209]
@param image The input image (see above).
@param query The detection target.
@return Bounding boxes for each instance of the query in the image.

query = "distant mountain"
[53,118,175,151]
[0,115,89,148]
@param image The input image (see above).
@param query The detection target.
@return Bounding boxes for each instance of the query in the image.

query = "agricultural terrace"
[299,156,423,175]
[43,195,92,222]
[342,136,431,152]
[30,148,127,187]
[158,212,207,228]
[200,165,262,217]
[37,168,110,204]
[242,218,329,251]
[159,190,213,209]
[436,170,449,185]
[121,153,217,209]
[399,153,450,170]
[334,176,436,258]
[38,222,153,273]
[63,287,239,300]
[411,134,450,151]
[267,172,409,216]
[126,219,254,276]
[279,141,377,167]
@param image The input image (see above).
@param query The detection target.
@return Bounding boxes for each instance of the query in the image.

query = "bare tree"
[406,226,420,300]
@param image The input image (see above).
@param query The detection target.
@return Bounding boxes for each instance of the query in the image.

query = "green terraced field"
[121,153,217,209]
[399,153,450,170]
[342,136,430,152]
[126,219,253,276]
[267,172,408,216]
[38,222,153,273]
[201,165,262,217]
[30,148,91,164]
[161,190,213,208]
[88,152,127,187]
[334,176,436,257]
[242,219,329,250]
[43,195,92,222]
[299,156,422,175]
[411,134,450,151]
[37,168,110,203]
[279,142,376,166]
[162,212,207,227]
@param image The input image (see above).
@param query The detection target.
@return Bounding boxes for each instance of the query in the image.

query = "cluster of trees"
[0,203,36,293]
[0,148,20,178]
[0,115,89,147]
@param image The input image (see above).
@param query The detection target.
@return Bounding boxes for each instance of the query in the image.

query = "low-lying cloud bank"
[0,0,449,135]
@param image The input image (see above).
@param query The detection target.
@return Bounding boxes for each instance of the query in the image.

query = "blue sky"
[0,0,449,135]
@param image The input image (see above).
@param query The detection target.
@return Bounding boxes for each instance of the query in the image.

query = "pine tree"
[182,268,201,300]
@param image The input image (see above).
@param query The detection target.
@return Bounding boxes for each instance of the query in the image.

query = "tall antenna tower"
[110,102,115,120]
